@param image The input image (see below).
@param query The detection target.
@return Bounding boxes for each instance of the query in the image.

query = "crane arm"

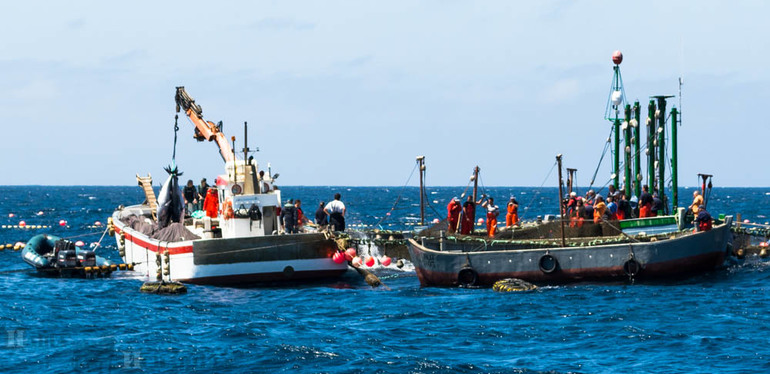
[174,86,235,163]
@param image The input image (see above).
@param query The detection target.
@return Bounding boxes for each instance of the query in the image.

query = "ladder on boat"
[136,174,158,221]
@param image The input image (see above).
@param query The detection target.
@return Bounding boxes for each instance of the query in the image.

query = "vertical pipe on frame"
[633,101,642,198]
[614,118,620,190]
[623,104,632,198]
[647,100,656,194]
[556,154,566,248]
[417,156,426,226]
[671,107,679,210]
[656,97,667,214]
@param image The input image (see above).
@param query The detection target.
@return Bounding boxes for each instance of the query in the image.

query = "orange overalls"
[506,203,519,227]
[593,202,607,224]
[203,188,219,218]
[447,200,462,233]
[486,206,499,237]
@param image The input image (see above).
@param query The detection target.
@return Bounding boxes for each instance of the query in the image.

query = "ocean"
[1,185,769,373]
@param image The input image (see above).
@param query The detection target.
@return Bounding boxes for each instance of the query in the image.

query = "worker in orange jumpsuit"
[481,197,500,237]
[460,195,477,235]
[506,197,519,227]
[446,197,462,234]
[203,188,219,218]
[593,196,608,223]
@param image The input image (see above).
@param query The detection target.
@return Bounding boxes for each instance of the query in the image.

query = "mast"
[566,168,577,195]
[472,166,480,202]
[556,155,566,247]
[416,156,426,226]
[633,101,641,198]
[647,99,656,194]
[623,104,632,197]
[671,107,679,210]
[605,51,626,191]
[653,95,674,214]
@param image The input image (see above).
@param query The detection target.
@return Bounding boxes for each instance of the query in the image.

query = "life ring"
[623,258,641,276]
[457,267,478,287]
[538,254,558,274]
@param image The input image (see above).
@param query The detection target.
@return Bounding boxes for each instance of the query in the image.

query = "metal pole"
[567,168,577,195]
[647,100,656,194]
[472,166,480,202]
[654,96,672,214]
[417,156,425,226]
[614,118,620,190]
[671,107,679,210]
[557,154,566,248]
[623,104,632,197]
[633,101,641,198]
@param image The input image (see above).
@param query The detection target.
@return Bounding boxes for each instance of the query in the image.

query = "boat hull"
[113,209,347,286]
[408,217,733,287]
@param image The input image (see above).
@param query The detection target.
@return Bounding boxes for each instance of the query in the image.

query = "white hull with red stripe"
[112,205,347,285]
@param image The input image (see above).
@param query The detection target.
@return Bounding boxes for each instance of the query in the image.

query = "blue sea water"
[1,185,770,373]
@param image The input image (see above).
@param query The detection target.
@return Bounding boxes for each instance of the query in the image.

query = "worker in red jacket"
[447,197,462,234]
[203,188,219,218]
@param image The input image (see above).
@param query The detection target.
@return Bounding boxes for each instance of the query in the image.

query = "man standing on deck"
[690,190,704,213]
[315,201,328,228]
[460,195,481,235]
[506,196,519,227]
[481,197,500,237]
[324,193,346,231]
[447,197,462,234]
[639,185,653,218]
[197,178,210,211]
[183,180,198,216]
[280,199,298,234]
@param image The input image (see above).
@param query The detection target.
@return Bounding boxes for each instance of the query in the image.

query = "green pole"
[614,118,620,190]
[671,107,679,211]
[623,104,632,197]
[647,100,656,194]
[633,101,641,198]
[656,97,668,214]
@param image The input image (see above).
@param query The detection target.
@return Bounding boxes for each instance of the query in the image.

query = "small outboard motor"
[57,250,78,268]
[77,251,97,267]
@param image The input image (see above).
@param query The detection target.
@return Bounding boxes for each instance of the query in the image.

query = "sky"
[2,1,768,188]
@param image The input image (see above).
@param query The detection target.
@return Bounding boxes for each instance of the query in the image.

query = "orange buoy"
[19,221,26,228]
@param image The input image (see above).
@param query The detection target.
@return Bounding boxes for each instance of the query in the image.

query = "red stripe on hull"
[415,251,726,287]
[115,225,193,255]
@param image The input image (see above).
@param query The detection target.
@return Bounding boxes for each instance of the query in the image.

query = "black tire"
[457,267,478,287]
[538,254,558,274]
[623,258,641,276]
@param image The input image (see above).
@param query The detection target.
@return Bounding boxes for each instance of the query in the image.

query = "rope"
[172,114,179,164]
[519,160,557,220]
[375,161,419,227]
[589,126,615,188]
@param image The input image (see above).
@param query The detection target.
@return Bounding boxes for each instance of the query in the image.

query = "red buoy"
[75,241,85,247]
[365,256,375,267]
[380,256,392,267]
[351,256,362,268]
[345,248,357,261]
[332,252,346,264]
[612,50,623,65]
[59,220,67,227]
[18,221,26,227]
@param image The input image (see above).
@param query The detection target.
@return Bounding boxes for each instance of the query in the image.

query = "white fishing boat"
[110,87,346,285]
